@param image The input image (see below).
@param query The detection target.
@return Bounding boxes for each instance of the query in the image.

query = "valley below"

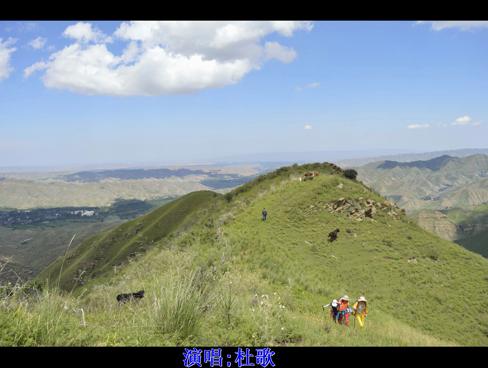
[0,163,271,284]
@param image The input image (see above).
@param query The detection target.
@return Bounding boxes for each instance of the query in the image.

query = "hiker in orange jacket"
[353,296,368,328]
[337,295,351,326]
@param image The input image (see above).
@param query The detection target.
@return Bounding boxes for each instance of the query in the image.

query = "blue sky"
[0,21,487,167]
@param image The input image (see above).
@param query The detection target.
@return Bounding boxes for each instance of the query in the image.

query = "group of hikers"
[259,209,368,328]
[324,295,368,328]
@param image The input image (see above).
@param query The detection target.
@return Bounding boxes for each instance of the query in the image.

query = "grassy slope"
[217,172,488,345]
[36,191,220,292]
[2,163,488,346]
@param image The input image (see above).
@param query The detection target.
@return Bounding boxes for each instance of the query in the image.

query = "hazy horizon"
[1,147,488,173]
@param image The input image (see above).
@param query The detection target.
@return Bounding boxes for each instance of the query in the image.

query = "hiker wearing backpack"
[262,208,268,221]
[353,296,368,328]
[322,299,340,323]
[337,295,351,326]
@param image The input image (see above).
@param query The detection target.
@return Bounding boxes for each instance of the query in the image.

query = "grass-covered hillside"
[37,191,220,292]
[1,163,488,346]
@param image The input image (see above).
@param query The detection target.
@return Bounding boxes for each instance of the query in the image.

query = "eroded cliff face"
[415,210,488,243]
[415,210,459,241]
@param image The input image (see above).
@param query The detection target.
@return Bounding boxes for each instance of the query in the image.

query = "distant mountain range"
[356,154,488,257]
[338,148,488,168]
[377,155,455,171]
[357,154,488,211]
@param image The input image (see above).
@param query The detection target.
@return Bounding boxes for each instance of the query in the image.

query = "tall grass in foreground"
[151,270,206,342]
[0,285,88,346]
[0,269,209,346]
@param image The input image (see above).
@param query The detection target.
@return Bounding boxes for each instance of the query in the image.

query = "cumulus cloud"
[63,22,111,43]
[25,43,252,95]
[418,21,488,31]
[25,21,312,96]
[29,36,47,50]
[407,124,430,129]
[0,38,16,81]
[304,124,313,130]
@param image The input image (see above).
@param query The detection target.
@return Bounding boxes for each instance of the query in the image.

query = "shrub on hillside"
[344,169,358,180]
[224,192,234,202]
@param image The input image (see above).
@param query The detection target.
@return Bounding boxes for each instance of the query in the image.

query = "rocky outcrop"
[324,197,405,221]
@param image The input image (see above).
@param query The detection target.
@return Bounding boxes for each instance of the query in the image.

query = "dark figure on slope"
[262,208,268,221]
[328,228,340,242]
[117,290,145,304]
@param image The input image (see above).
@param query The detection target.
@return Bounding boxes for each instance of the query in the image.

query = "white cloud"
[264,42,296,63]
[29,36,47,50]
[63,22,111,43]
[451,115,482,127]
[452,115,472,125]
[418,21,488,31]
[270,21,313,36]
[0,38,16,81]
[407,124,430,129]
[25,43,252,95]
[304,124,313,130]
[409,116,482,129]
[26,21,312,96]
[24,61,48,78]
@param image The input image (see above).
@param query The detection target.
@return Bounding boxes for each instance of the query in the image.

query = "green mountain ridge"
[2,162,488,346]
[378,155,456,171]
